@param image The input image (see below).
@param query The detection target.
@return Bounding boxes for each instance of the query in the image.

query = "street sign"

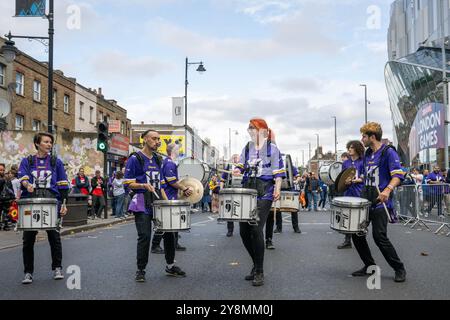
[108,120,121,133]
[109,134,130,157]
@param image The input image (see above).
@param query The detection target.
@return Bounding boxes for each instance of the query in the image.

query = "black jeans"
[239,200,272,273]
[227,222,234,232]
[134,213,175,270]
[275,211,299,230]
[266,210,275,241]
[23,230,62,274]
[352,207,405,272]
[152,232,180,247]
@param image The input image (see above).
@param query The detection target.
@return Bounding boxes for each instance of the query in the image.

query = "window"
[79,101,84,120]
[99,111,104,122]
[53,89,57,108]
[15,114,24,130]
[64,128,70,133]
[32,119,41,131]
[16,72,24,95]
[64,94,69,113]
[0,64,5,86]
[89,106,94,123]
[121,121,125,135]
[33,80,41,102]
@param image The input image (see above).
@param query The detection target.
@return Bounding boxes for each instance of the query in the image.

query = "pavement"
[0,209,449,300]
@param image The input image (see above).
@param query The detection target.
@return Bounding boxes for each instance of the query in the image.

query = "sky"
[0,0,396,166]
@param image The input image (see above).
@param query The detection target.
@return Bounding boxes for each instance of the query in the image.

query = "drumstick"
[375,186,392,223]
[152,191,160,200]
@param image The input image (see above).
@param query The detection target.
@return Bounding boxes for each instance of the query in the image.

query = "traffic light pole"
[104,151,108,219]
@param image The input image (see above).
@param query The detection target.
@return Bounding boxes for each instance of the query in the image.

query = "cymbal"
[335,167,356,193]
[177,177,204,204]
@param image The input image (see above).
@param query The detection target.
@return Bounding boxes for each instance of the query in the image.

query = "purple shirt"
[342,158,364,197]
[236,141,286,201]
[18,155,69,199]
[161,157,178,200]
[364,145,404,209]
[124,151,162,215]
[426,171,445,195]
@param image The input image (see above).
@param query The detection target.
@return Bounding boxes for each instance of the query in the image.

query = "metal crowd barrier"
[393,184,450,237]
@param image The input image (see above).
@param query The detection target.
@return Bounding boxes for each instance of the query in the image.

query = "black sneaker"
[176,244,187,251]
[245,267,256,281]
[337,241,352,249]
[226,231,233,237]
[252,273,264,286]
[166,265,186,277]
[394,269,406,283]
[351,266,373,277]
[273,228,282,234]
[293,227,301,234]
[265,240,275,250]
[135,270,146,282]
[151,246,165,254]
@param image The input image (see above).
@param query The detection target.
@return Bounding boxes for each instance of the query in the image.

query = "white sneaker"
[22,273,33,284]
[54,267,64,280]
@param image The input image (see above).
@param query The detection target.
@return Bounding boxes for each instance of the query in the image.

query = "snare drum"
[178,158,211,185]
[152,200,191,232]
[319,162,342,185]
[230,175,243,188]
[330,197,370,234]
[272,191,300,212]
[218,188,258,222]
[17,198,59,231]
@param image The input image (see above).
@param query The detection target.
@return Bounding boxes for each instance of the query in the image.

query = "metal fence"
[393,184,450,237]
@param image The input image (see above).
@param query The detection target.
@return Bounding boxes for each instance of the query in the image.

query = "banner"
[15,0,46,17]
[409,102,445,161]
[140,134,185,157]
[109,133,130,157]
[108,120,121,133]
[172,97,185,127]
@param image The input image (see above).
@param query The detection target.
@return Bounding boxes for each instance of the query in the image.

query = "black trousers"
[352,207,405,272]
[92,195,105,218]
[23,230,62,274]
[239,200,272,273]
[134,213,175,270]
[152,232,180,247]
[266,210,275,241]
[227,222,234,232]
[275,211,299,230]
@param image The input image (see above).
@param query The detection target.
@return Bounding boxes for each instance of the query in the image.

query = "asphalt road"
[1,210,449,300]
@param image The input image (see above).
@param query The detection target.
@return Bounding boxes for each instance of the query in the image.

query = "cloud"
[272,77,323,93]
[90,51,172,79]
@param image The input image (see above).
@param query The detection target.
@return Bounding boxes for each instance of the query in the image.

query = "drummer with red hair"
[233,118,286,286]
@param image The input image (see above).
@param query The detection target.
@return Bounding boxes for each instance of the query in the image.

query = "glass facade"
[385,47,450,168]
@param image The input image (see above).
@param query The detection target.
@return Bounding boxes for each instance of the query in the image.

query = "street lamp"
[184,57,206,157]
[314,133,320,152]
[1,1,55,134]
[360,84,370,124]
[332,116,337,161]
[228,128,238,159]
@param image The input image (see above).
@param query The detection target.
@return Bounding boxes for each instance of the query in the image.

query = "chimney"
[98,87,103,96]
[141,121,144,125]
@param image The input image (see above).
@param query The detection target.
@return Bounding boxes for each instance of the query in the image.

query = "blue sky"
[0,0,395,165]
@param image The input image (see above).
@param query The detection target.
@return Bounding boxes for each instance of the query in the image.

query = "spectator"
[72,168,90,195]
[108,172,116,216]
[90,170,107,219]
[0,163,15,231]
[201,181,211,212]
[112,171,126,219]
[306,172,320,212]
[209,175,220,213]
[318,179,328,210]
[426,166,444,219]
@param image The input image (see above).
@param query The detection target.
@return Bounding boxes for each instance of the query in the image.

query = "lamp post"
[314,133,320,153]
[228,128,238,159]
[360,84,368,124]
[332,116,337,161]
[439,1,449,170]
[184,57,206,157]
[1,0,54,133]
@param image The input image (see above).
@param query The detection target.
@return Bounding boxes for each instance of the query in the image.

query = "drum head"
[332,196,370,207]
[178,158,205,182]
[329,162,342,182]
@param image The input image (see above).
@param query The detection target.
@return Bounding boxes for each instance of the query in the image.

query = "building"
[386,1,450,169]
[0,46,13,131]
[307,146,337,175]
[75,84,97,133]
[131,123,220,167]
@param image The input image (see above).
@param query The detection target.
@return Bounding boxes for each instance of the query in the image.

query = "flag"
[172,97,185,127]
[15,0,46,17]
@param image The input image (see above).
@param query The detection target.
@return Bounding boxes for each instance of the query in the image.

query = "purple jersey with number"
[18,155,69,199]
[124,151,162,215]
[364,145,404,210]
[342,158,364,197]
[235,141,286,201]
[161,157,178,200]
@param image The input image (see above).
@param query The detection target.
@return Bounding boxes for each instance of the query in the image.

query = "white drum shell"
[272,191,299,211]
[219,188,258,222]
[319,162,342,185]
[330,197,370,233]
[152,200,191,232]
[230,176,243,188]
[17,198,59,231]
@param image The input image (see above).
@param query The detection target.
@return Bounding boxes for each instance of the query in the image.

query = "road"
[1,210,449,300]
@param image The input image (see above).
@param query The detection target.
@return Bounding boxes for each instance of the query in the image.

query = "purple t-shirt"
[426,171,445,195]
[342,158,364,197]
[364,145,404,209]
[124,151,162,215]
[235,141,286,201]
[18,155,69,200]
[161,157,178,200]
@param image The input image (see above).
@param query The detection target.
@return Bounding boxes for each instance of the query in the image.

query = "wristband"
[387,185,394,191]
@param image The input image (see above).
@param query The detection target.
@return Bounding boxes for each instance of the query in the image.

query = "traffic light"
[97,121,109,153]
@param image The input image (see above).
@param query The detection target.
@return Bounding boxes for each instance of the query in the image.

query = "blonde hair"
[360,122,383,141]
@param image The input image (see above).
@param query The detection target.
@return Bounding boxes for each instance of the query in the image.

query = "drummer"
[351,122,406,283]
[124,130,186,282]
[233,118,285,287]
[151,143,192,254]
[220,154,241,237]
[18,132,69,285]
[337,140,365,250]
